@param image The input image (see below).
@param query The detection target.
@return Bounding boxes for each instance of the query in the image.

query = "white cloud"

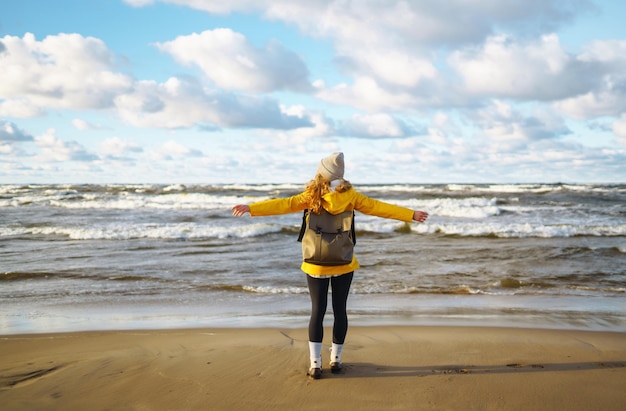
[0,121,34,158]
[316,76,419,112]
[148,140,203,161]
[613,114,626,147]
[100,137,143,157]
[337,113,416,139]
[72,119,91,130]
[553,40,626,120]
[0,99,45,118]
[131,1,595,104]
[0,144,13,155]
[72,118,107,131]
[578,39,626,64]
[0,33,133,116]
[3,0,624,184]
[449,34,596,101]
[162,140,202,156]
[381,132,624,183]
[262,0,595,109]
[156,29,311,93]
[124,0,258,14]
[115,77,312,129]
[3,2,618,138]
[273,105,334,141]
[1,121,34,142]
[333,41,438,91]
[116,0,622,125]
[123,0,155,6]
[261,0,590,47]
[309,15,623,115]
[34,129,98,162]
[555,89,626,120]
[469,101,571,149]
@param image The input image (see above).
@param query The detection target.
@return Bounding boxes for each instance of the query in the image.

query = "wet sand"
[1,326,625,410]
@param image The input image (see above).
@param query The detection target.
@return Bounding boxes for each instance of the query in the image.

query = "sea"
[1,183,625,335]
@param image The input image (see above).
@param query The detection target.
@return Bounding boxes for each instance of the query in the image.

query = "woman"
[232,152,428,379]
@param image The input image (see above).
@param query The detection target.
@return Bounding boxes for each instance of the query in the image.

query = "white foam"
[2,219,624,240]
[484,184,557,194]
[162,184,186,192]
[356,220,408,233]
[220,183,302,191]
[427,222,626,238]
[358,184,429,192]
[2,184,624,240]
[379,197,501,219]
[42,193,270,210]
[1,222,280,240]
[242,286,308,294]
[445,184,476,192]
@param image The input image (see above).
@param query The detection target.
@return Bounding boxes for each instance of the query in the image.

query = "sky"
[1,0,626,184]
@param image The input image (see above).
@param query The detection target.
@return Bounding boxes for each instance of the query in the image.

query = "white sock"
[330,343,343,364]
[309,341,322,369]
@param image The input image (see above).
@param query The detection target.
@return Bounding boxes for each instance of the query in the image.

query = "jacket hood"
[321,188,355,214]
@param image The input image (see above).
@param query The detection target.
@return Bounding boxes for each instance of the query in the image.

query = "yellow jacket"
[248,187,415,277]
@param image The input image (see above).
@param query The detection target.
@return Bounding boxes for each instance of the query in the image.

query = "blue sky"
[1,0,625,184]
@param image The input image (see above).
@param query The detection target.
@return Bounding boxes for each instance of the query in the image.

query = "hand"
[232,204,251,217]
[412,210,428,223]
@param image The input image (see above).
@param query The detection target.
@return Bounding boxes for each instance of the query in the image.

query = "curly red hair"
[303,174,352,214]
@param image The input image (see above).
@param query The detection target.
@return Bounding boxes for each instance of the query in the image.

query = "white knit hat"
[317,152,345,181]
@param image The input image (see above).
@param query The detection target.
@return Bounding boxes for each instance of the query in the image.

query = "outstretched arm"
[353,191,428,223]
[232,204,250,217]
[413,210,429,223]
[232,193,309,217]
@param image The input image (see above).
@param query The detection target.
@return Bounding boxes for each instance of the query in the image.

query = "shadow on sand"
[328,361,626,379]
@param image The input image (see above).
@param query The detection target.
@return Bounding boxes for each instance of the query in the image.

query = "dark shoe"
[307,367,322,380]
[330,362,344,374]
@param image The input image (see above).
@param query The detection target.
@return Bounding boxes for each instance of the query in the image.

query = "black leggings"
[306,272,354,344]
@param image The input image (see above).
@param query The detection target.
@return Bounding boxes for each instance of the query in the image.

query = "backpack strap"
[297,209,308,242]
[350,211,356,245]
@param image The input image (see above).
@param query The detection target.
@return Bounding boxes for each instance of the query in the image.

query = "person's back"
[231,152,428,379]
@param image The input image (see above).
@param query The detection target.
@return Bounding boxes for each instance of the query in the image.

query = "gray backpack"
[297,208,356,266]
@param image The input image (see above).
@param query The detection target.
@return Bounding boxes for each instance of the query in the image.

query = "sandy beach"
[1,326,625,410]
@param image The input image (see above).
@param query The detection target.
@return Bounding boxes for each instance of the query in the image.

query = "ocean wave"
[0,222,282,240]
[391,197,502,219]
[2,191,504,219]
[2,220,625,240]
[1,271,56,281]
[442,184,626,195]
[220,183,303,191]
[2,182,624,197]
[40,193,268,210]
[421,222,626,238]
[0,194,221,209]
[233,282,625,297]
[2,183,624,240]
[2,184,624,225]
[242,285,308,294]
